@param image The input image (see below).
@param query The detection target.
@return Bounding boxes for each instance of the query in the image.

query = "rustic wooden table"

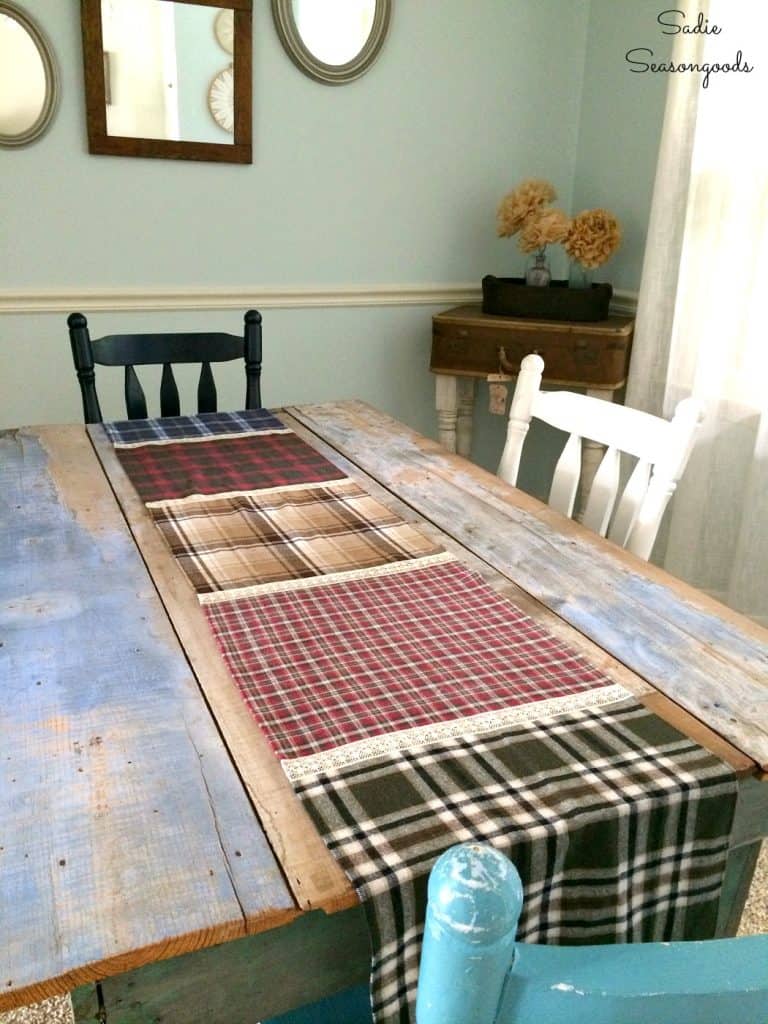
[1,403,766,1023]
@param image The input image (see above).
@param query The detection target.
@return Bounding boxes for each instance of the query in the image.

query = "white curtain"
[627,0,768,624]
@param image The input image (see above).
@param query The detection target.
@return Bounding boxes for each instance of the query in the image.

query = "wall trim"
[610,289,638,315]
[0,284,639,316]
[0,284,482,315]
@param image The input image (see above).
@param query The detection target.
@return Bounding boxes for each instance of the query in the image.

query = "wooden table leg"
[456,378,475,459]
[578,386,615,519]
[435,376,476,458]
[435,375,459,453]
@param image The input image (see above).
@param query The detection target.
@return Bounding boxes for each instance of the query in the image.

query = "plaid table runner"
[108,411,738,1024]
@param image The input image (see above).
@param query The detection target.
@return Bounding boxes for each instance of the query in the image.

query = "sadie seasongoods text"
[626,8,754,89]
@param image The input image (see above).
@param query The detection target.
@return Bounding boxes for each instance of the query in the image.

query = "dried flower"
[563,208,622,269]
[496,179,557,237]
[518,208,571,254]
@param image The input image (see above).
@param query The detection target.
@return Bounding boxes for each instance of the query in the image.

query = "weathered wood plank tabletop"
[3,404,767,1023]
[0,427,296,1011]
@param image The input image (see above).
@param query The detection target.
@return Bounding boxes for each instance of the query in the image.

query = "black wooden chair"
[67,310,263,423]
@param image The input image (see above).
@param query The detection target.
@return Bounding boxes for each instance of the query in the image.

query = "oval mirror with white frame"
[0,1,59,147]
[272,0,391,85]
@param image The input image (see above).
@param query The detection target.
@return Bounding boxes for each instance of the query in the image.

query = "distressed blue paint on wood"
[417,844,768,1024]
[0,427,294,1010]
[417,843,521,1024]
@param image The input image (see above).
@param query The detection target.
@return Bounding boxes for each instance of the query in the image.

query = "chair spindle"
[582,444,621,536]
[160,363,181,418]
[548,432,581,516]
[608,459,651,548]
[124,365,148,420]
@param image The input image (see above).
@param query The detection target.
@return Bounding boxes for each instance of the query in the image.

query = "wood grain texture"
[0,427,295,1012]
[87,428,356,917]
[285,401,768,773]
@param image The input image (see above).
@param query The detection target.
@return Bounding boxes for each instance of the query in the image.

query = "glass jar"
[568,262,593,289]
[525,247,551,287]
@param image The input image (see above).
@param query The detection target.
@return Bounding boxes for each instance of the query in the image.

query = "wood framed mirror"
[80,0,252,163]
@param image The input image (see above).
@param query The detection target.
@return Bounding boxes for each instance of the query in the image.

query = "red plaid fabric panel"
[204,560,615,761]
[116,433,346,503]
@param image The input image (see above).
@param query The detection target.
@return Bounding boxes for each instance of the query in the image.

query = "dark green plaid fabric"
[294,698,737,1024]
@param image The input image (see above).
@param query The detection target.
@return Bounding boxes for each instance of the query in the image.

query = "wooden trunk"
[431,304,634,389]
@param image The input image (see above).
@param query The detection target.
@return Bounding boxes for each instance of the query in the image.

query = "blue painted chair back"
[417,843,768,1024]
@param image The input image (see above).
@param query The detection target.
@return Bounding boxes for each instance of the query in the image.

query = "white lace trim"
[113,428,291,449]
[199,551,456,604]
[146,477,345,509]
[281,683,631,781]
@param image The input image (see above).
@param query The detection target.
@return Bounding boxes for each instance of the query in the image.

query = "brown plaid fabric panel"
[150,480,444,594]
[296,698,738,1024]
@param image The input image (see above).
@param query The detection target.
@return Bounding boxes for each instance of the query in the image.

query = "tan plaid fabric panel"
[150,480,443,594]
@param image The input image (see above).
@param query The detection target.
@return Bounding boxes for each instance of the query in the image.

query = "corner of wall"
[563,0,594,219]
[569,1,670,291]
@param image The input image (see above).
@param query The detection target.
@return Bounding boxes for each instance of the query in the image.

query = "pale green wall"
[0,0,591,288]
[571,0,671,291]
[0,0,667,483]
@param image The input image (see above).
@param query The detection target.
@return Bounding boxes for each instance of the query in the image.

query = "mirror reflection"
[101,0,235,143]
[291,0,375,67]
[0,13,45,133]
[0,2,58,146]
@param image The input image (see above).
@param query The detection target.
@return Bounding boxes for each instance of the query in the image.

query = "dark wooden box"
[482,275,613,322]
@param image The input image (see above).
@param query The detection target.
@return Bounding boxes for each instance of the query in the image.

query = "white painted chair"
[497,354,702,560]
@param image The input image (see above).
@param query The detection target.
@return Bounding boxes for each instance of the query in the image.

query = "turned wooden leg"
[578,387,614,519]
[435,376,476,458]
[435,375,460,453]
[456,378,475,459]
